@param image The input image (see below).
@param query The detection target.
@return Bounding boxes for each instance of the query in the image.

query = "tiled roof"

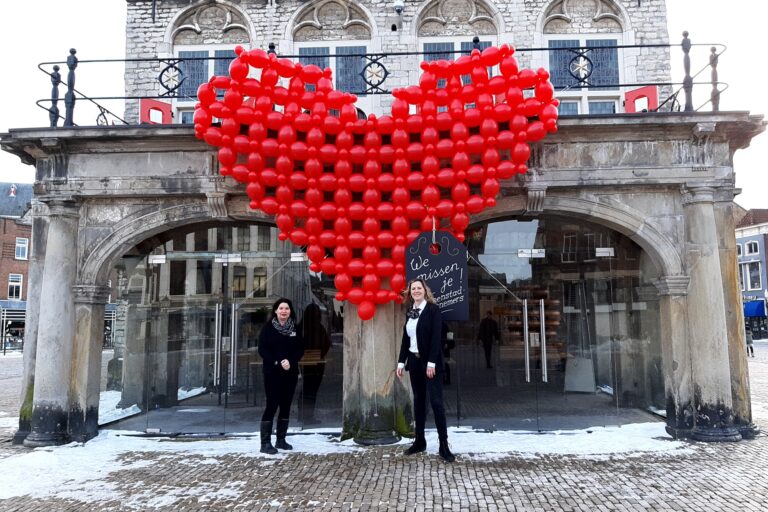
[0,183,33,218]
[736,209,768,228]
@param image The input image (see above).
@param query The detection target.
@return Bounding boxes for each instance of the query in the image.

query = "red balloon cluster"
[194,44,558,320]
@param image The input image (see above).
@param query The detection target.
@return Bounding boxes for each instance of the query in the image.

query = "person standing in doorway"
[298,303,331,423]
[746,327,755,357]
[396,278,456,463]
[477,310,500,368]
[258,298,304,454]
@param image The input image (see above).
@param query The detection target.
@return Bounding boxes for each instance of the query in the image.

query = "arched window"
[291,1,374,114]
[170,2,252,123]
[542,0,626,115]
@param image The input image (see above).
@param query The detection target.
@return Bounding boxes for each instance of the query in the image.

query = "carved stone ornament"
[293,1,372,42]
[172,3,251,45]
[525,184,547,214]
[206,192,228,218]
[543,0,623,34]
[418,0,497,37]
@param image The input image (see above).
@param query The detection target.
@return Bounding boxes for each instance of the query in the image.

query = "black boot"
[275,419,293,450]
[260,421,277,454]
[404,433,426,455]
[438,436,456,463]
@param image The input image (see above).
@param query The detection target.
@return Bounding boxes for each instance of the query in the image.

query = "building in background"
[0,183,32,349]
[736,208,768,339]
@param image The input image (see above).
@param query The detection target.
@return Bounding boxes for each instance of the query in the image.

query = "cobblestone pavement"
[0,345,767,511]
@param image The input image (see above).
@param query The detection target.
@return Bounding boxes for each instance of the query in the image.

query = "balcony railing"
[36,33,726,128]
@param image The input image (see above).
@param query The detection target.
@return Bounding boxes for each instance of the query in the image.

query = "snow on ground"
[0,422,690,503]
[98,387,207,425]
[0,412,17,431]
[98,391,142,425]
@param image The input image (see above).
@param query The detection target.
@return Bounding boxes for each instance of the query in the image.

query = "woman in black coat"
[257,298,304,454]
[396,278,455,462]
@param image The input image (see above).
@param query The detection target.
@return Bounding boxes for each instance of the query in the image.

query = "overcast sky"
[0,1,765,207]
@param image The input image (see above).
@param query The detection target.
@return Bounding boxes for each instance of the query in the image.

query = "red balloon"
[335,273,353,292]
[193,42,559,321]
[357,301,376,320]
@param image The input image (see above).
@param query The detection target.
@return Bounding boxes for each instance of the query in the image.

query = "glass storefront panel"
[455,216,664,431]
[99,215,665,435]
[99,223,343,435]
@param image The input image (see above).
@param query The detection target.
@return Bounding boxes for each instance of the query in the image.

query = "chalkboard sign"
[406,231,469,321]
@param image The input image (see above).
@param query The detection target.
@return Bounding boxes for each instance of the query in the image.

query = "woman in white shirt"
[396,278,455,462]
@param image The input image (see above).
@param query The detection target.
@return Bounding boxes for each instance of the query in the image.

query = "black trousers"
[482,339,493,367]
[262,369,298,422]
[407,353,448,438]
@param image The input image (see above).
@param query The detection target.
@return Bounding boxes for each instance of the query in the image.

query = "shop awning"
[744,300,766,318]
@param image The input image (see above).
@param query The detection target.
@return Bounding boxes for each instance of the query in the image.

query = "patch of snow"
[98,390,141,425]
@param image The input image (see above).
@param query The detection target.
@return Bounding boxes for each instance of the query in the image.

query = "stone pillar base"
[345,407,403,446]
[12,429,30,445]
[738,423,760,440]
[23,405,69,447]
[354,431,401,446]
[23,431,69,448]
[691,425,742,442]
[665,425,693,440]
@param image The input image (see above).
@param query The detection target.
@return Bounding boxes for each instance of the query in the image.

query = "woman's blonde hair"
[402,278,436,306]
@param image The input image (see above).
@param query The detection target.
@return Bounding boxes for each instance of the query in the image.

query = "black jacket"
[258,321,305,376]
[398,302,444,372]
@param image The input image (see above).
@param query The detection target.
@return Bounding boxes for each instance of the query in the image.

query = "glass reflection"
[98,215,664,435]
[99,222,342,434]
[452,216,664,430]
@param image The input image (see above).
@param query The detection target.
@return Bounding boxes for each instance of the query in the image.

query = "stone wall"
[123,0,672,122]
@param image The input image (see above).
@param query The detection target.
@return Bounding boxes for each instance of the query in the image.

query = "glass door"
[101,223,341,435]
[459,217,662,432]
[454,220,545,430]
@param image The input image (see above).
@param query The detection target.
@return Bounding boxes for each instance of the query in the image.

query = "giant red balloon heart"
[194,44,558,320]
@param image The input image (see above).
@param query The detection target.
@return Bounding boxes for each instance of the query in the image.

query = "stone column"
[713,195,758,438]
[654,276,694,438]
[24,199,79,447]
[14,201,49,444]
[70,285,111,442]
[342,302,411,445]
[682,185,740,441]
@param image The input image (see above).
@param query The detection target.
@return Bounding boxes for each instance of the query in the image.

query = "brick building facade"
[0,182,33,343]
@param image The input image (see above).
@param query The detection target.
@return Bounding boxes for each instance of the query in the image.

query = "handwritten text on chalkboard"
[406,231,469,321]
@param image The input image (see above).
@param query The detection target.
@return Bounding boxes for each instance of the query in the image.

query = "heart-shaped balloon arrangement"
[194,44,558,320]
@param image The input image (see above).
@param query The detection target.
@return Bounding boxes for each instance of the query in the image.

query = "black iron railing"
[37,33,726,128]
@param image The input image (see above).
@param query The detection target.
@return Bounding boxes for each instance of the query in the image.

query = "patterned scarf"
[272,317,295,336]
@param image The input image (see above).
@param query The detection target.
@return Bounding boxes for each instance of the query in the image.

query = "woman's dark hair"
[269,297,296,321]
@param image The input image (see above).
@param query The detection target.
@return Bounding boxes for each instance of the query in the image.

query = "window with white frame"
[562,232,577,263]
[739,263,745,291]
[736,244,742,257]
[546,37,620,115]
[8,274,22,300]
[746,241,759,255]
[176,48,238,124]
[15,238,28,260]
[253,268,267,297]
[742,261,762,291]
[170,2,250,124]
